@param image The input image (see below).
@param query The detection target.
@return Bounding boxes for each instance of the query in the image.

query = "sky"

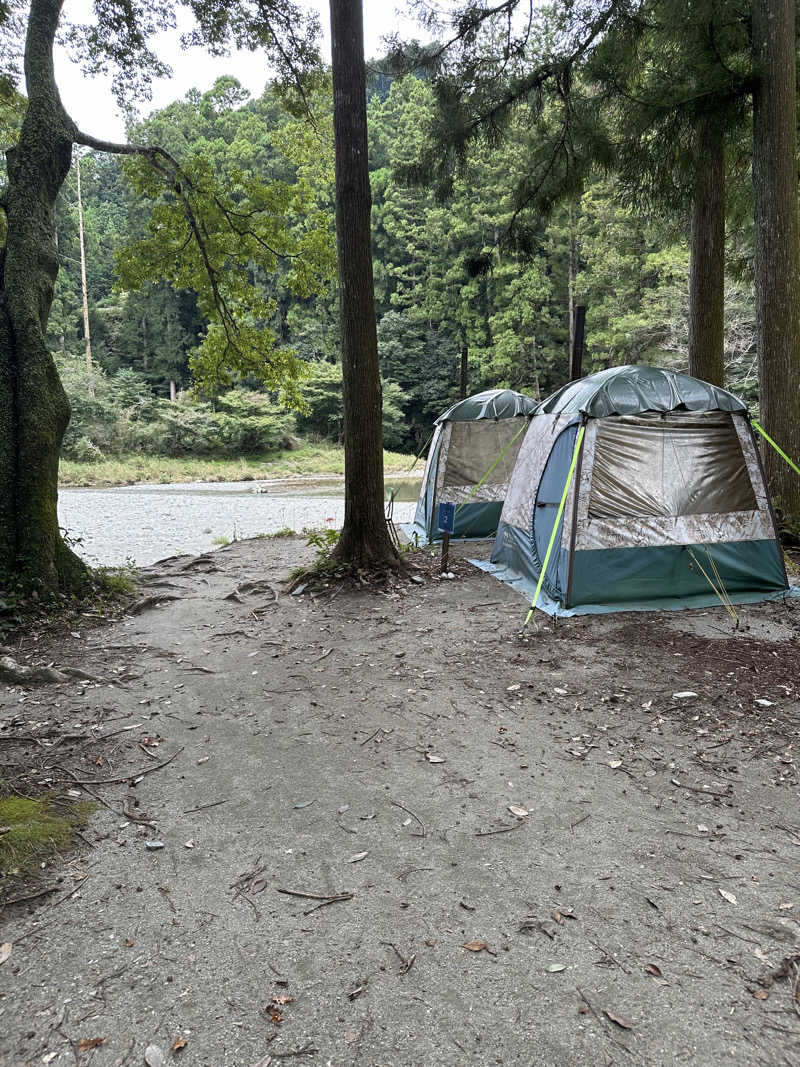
[52,1,433,142]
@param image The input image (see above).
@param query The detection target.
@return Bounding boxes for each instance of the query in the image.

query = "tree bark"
[0,0,87,591]
[329,0,398,568]
[688,116,725,387]
[752,0,800,522]
[76,154,93,384]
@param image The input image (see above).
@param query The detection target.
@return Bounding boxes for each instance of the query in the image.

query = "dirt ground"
[1,537,799,1067]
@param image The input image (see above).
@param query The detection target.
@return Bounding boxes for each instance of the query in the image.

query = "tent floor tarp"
[470,556,800,617]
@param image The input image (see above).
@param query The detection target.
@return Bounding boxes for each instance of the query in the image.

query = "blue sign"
[437,501,455,534]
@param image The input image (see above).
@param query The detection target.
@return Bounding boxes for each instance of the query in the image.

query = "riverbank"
[58,442,417,488]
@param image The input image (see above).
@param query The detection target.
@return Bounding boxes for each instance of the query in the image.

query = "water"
[58,476,421,567]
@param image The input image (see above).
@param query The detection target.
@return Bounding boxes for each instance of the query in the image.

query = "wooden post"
[441,530,450,574]
[570,305,586,381]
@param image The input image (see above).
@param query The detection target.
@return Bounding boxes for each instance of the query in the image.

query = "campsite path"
[1,539,799,1066]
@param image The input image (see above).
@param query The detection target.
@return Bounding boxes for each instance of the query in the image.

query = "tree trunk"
[752,0,800,522]
[688,116,725,387]
[329,0,398,568]
[76,154,93,385]
[0,0,87,592]
[460,342,468,399]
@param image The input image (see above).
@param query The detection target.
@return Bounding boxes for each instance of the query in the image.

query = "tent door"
[531,424,579,599]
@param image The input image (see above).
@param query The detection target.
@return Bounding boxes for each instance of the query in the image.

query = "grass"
[59,441,416,488]
[0,795,93,888]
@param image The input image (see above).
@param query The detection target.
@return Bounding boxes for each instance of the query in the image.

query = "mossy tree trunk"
[752,0,800,522]
[0,0,87,592]
[328,0,399,569]
[688,116,725,388]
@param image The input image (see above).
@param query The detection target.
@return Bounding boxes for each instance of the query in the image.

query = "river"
[58,477,421,567]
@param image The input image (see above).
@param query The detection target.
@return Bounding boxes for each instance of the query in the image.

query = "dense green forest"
[48,70,759,462]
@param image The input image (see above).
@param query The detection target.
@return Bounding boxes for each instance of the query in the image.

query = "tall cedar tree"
[752,0,800,520]
[329,0,399,570]
[0,0,320,593]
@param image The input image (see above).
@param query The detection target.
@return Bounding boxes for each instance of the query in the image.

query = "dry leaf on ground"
[77,1037,107,1053]
[604,1010,633,1030]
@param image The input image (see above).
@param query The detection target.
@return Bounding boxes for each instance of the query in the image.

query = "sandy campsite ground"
[1,537,799,1067]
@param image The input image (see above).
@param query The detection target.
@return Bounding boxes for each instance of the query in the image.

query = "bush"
[57,356,297,460]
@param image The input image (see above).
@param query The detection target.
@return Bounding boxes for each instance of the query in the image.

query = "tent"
[474,365,792,615]
[405,388,539,544]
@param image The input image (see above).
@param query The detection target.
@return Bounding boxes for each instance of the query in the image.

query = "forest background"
[15,65,760,477]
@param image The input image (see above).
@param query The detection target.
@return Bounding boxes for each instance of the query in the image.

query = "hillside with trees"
[40,70,761,463]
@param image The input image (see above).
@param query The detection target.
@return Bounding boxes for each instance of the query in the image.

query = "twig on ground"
[1,884,60,908]
[475,822,525,837]
[390,799,426,837]
[269,1044,318,1060]
[276,888,353,916]
[183,799,229,815]
[575,987,634,1057]
[381,941,415,973]
[54,747,184,786]
[570,813,591,831]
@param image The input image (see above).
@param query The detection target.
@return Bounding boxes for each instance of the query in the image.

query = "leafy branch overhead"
[113,110,336,404]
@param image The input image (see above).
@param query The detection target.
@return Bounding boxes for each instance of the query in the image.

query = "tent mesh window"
[588,413,757,519]
[442,420,525,488]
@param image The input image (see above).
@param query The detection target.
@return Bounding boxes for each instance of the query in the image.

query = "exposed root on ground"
[286,554,410,597]
[0,656,101,686]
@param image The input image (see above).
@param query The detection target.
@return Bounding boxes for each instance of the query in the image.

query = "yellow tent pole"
[752,421,800,478]
[523,424,585,629]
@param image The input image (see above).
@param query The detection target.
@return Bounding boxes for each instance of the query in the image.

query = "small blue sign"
[437,501,455,534]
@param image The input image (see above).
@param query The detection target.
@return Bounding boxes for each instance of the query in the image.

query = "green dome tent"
[405,388,538,544]
[475,365,792,615]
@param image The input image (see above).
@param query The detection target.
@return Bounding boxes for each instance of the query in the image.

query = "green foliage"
[57,358,295,460]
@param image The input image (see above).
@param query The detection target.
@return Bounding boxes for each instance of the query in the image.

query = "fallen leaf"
[294,800,315,809]
[144,1045,165,1067]
[266,1007,282,1023]
[719,888,738,905]
[171,1036,188,1052]
[424,938,436,947]
[425,753,445,764]
[754,948,770,963]
[752,988,769,1000]
[547,963,567,972]
[251,877,268,894]
[506,684,521,692]
[348,851,368,863]
[77,1037,107,1053]
[645,963,663,978]
[508,805,529,818]
[42,1053,58,1064]
[124,938,134,948]
[271,994,293,1006]
[607,760,622,769]
[463,940,487,952]
[604,1010,633,1030]
[183,839,195,849]
[779,902,795,910]
[552,910,564,925]
[0,943,11,965]
[553,687,568,695]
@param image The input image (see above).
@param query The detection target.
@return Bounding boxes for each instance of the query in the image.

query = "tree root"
[0,656,102,687]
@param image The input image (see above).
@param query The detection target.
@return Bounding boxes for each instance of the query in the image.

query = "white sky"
[52,1,431,142]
